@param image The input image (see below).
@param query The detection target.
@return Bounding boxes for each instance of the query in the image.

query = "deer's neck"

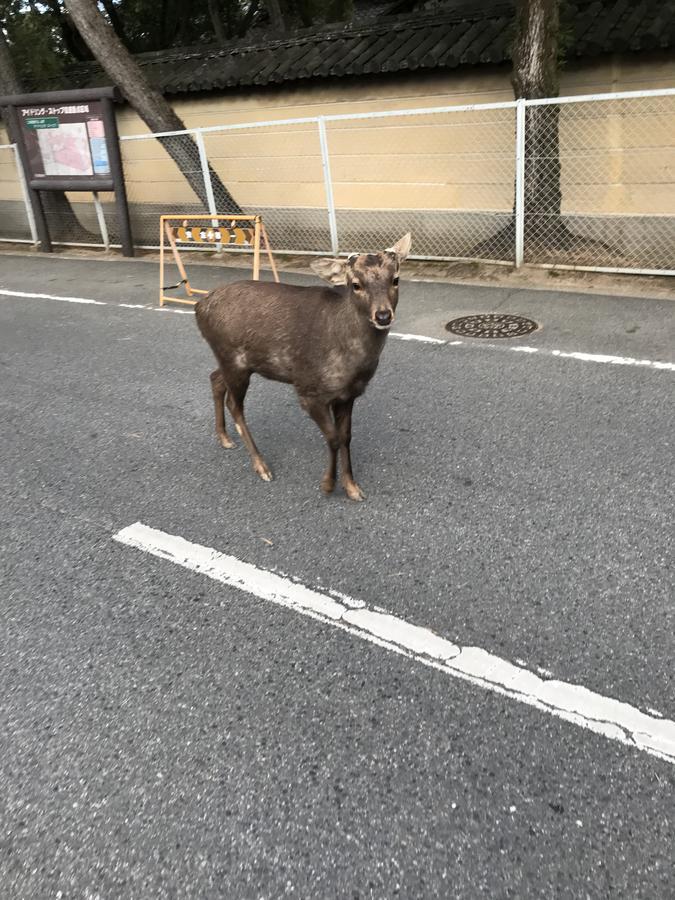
[329,295,389,361]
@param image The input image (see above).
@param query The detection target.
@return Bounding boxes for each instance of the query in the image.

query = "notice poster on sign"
[37,122,93,176]
[19,100,111,180]
[87,118,110,174]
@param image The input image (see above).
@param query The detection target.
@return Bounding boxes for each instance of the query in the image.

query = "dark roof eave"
[64,0,675,97]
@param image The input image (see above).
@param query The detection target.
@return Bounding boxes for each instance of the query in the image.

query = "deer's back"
[195,280,384,399]
[196,281,341,385]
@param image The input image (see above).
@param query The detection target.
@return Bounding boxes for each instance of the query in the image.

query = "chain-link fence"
[0,143,35,244]
[1,88,674,275]
[325,104,517,263]
[121,121,331,254]
[121,130,210,247]
[201,120,331,254]
[522,92,675,273]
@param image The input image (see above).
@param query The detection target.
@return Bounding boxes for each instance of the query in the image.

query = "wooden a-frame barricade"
[159,214,279,306]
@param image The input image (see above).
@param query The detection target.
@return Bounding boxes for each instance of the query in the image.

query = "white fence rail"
[1,87,675,275]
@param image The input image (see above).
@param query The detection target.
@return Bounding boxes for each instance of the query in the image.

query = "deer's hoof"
[218,433,235,449]
[344,482,365,502]
[254,461,273,482]
[320,476,336,494]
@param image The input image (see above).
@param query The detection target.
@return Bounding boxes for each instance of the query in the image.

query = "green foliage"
[0,1,70,88]
[557,0,575,68]
[325,0,353,24]
[278,0,352,29]
[0,0,356,90]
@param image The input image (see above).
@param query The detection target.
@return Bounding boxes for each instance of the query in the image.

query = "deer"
[194,233,412,501]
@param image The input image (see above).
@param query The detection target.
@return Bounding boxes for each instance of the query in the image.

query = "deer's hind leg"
[210,369,235,448]
[221,368,273,483]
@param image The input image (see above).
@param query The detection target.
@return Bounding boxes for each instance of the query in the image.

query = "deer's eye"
[392,276,400,287]
[352,282,362,292]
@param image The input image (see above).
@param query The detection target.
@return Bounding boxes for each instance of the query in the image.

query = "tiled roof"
[67,0,675,95]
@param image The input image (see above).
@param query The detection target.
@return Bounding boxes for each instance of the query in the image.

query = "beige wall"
[2,52,674,217]
[113,51,675,134]
[0,145,23,201]
[115,52,675,216]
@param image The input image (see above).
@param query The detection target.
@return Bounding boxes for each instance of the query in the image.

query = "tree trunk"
[64,0,242,213]
[100,0,127,43]
[265,0,287,33]
[0,26,97,243]
[238,0,261,37]
[44,0,93,61]
[0,29,20,97]
[207,0,227,44]
[511,0,567,252]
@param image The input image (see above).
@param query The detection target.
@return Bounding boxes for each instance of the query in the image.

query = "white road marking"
[549,348,675,370]
[394,334,675,371]
[0,287,106,305]
[114,521,675,767]
[391,331,446,344]
[2,286,674,372]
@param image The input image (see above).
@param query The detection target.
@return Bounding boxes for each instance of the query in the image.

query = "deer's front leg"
[333,398,364,501]
[301,398,339,495]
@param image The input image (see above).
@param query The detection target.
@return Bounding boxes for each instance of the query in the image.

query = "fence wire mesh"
[201,122,331,254]
[325,107,517,262]
[0,140,113,247]
[524,93,675,272]
[120,132,210,247]
[44,191,115,246]
[1,90,675,273]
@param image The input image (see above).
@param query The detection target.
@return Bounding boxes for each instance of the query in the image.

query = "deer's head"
[311,233,412,331]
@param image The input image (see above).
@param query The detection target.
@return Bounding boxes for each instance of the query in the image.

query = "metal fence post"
[515,98,526,268]
[317,117,339,256]
[194,129,218,218]
[194,128,222,250]
[13,143,38,246]
[92,191,110,250]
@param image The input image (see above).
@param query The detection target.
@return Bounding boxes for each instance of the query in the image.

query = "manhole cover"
[445,313,538,339]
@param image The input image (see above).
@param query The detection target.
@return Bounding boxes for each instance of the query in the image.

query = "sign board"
[0,87,133,256]
[18,101,111,181]
[170,224,256,245]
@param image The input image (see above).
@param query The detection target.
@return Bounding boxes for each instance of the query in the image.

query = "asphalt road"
[1,253,674,898]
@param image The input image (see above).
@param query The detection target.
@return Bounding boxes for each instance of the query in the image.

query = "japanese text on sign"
[20,105,91,117]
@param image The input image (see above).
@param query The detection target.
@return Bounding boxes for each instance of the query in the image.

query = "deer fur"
[194,233,412,500]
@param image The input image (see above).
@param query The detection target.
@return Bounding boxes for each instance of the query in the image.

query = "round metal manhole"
[445,313,539,339]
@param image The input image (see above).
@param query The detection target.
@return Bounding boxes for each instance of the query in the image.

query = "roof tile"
[65,0,675,96]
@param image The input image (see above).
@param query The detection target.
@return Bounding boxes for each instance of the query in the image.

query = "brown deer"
[194,233,411,501]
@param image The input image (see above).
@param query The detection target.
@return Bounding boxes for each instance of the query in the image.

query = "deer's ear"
[386,233,412,262]
[310,257,348,285]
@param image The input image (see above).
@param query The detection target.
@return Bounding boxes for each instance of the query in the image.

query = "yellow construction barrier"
[159,214,279,306]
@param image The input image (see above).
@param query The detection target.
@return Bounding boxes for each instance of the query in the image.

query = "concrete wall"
[1,52,674,265]
[113,52,675,219]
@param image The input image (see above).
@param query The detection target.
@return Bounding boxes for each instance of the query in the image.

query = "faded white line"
[392,333,675,371]
[114,521,675,767]
[391,331,446,345]
[0,287,107,305]
[121,302,194,315]
[3,287,673,371]
[550,348,675,370]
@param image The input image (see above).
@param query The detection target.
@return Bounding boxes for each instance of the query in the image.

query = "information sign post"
[0,87,133,255]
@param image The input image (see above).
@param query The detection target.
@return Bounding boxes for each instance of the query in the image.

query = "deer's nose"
[375,309,392,327]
